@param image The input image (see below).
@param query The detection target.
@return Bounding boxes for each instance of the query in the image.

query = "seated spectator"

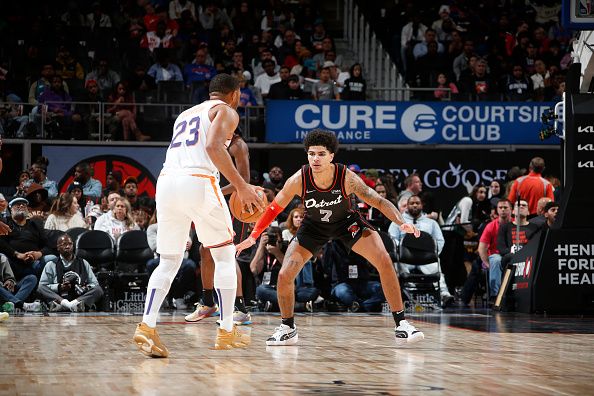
[452,40,475,81]
[72,79,103,140]
[184,48,217,103]
[44,192,87,231]
[415,41,450,89]
[501,64,533,101]
[397,173,422,203]
[254,59,281,98]
[488,179,505,208]
[324,240,384,312]
[140,20,175,53]
[237,74,258,114]
[312,37,344,70]
[199,1,233,31]
[102,170,123,198]
[94,197,139,241]
[434,73,458,101]
[169,0,197,21]
[529,197,553,227]
[0,197,55,279]
[368,184,394,232]
[475,199,512,301]
[498,199,541,268]
[147,49,183,83]
[282,207,304,242]
[530,59,550,101]
[312,63,340,100]
[28,63,69,106]
[106,82,151,142]
[123,177,142,211]
[389,195,454,307]
[128,63,157,93]
[459,58,498,101]
[0,253,41,313]
[267,66,291,99]
[253,226,319,311]
[55,46,84,81]
[73,162,103,201]
[285,74,307,99]
[85,57,120,99]
[542,201,559,229]
[38,75,75,139]
[38,234,103,312]
[413,28,445,60]
[146,211,196,309]
[98,191,121,217]
[252,47,280,79]
[341,63,367,101]
[431,5,460,42]
[26,183,51,221]
[23,157,58,198]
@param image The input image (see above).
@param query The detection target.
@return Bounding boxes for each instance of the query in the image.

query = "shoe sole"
[216,319,253,326]
[394,332,425,346]
[184,311,220,323]
[266,334,298,346]
[133,334,168,358]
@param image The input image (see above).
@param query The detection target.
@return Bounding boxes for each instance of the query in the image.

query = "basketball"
[229,190,268,223]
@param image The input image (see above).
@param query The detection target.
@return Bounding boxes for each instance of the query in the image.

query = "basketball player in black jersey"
[185,130,252,325]
[236,129,425,346]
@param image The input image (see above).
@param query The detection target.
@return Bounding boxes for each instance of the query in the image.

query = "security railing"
[0,101,266,142]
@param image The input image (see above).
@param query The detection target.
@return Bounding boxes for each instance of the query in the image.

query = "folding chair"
[396,231,441,310]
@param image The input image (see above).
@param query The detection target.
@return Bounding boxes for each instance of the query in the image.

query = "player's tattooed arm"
[345,170,405,226]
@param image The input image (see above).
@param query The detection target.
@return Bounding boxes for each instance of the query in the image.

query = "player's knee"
[277,269,294,286]
[375,254,394,272]
[212,245,237,289]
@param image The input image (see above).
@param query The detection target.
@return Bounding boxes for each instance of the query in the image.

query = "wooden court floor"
[1,311,593,395]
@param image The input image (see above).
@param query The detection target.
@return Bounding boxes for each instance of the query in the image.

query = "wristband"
[250,200,285,240]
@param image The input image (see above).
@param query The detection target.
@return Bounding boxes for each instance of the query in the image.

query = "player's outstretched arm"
[235,171,302,255]
[345,169,420,237]
[207,106,264,211]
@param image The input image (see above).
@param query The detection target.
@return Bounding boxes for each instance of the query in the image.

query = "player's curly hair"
[303,129,339,154]
[209,73,239,95]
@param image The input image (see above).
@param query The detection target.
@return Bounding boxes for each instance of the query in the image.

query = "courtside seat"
[66,227,88,246]
[76,230,116,271]
[397,231,441,303]
[115,230,153,273]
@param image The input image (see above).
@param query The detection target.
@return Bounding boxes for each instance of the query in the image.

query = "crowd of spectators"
[0,152,560,314]
[0,0,366,141]
[358,0,576,101]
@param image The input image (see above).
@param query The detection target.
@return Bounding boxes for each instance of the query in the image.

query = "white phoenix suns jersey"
[161,99,232,177]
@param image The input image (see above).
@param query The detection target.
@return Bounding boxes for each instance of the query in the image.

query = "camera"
[63,271,86,296]
[266,231,277,246]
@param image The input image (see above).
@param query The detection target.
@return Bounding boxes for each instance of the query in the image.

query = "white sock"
[69,299,80,312]
[216,288,236,332]
[142,254,183,328]
[61,299,71,309]
[142,288,167,328]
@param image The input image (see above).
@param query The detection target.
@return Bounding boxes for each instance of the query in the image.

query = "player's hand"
[401,223,420,238]
[237,184,266,214]
[235,236,256,256]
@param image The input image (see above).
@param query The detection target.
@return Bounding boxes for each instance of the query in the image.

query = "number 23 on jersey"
[170,116,201,148]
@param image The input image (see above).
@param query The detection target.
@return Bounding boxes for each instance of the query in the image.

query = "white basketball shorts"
[155,173,234,255]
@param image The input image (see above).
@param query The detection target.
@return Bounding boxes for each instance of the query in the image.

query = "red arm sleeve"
[249,200,286,240]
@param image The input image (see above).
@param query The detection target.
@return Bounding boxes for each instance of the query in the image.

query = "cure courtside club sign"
[266,101,559,145]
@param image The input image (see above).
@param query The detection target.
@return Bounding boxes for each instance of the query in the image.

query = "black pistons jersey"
[300,163,353,223]
[295,163,373,255]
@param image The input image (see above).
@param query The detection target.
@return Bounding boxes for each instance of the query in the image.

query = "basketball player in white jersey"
[133,74,265,357]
